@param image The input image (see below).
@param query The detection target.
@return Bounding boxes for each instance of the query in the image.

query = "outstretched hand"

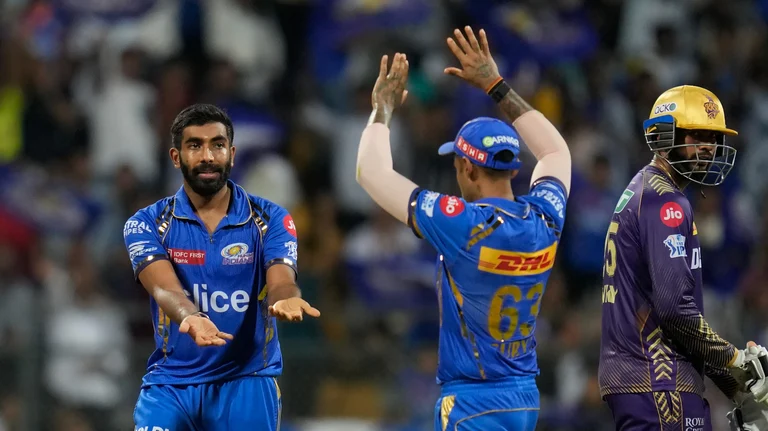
[371,52,409,117]
[269,297,321,322]
[179,314,234,347]
[445,26,502,92]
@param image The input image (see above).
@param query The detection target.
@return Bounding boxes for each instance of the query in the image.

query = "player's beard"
[669,147,711,184]
[180,156,232,197]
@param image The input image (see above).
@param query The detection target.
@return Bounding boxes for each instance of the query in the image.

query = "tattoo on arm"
[497,89,534,123]
[477,64,494,80]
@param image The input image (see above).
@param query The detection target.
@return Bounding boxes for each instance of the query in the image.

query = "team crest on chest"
[221,242,254,265]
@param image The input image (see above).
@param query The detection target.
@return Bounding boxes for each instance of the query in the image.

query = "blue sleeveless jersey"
[123,180,298,387]
[407,177,567,384]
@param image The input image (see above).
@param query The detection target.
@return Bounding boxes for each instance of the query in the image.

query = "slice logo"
[660,202,684,227]
[184,283,250,313]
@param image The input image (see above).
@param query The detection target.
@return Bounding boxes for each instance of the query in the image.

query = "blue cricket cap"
[438,117,523,170]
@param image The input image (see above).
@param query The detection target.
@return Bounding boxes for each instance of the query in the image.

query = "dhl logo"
[478,242,557,276]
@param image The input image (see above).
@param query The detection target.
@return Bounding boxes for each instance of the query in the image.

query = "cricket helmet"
[642,85,737,186]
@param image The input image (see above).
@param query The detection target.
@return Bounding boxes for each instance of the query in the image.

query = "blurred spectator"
[43,245,129,430]
[561,154,621,301]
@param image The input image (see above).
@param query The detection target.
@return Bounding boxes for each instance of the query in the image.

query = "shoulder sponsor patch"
[663,234,686,258]
[439,195,465,217]
[614,189,635,213]
[221,243,254,265]
[283,215,297,238]
[421,191,440,217]
[660,202,684,227]
[127,240,158,261]
[124,219,152,238]
[284,241,298,260]
[530,186,565,219]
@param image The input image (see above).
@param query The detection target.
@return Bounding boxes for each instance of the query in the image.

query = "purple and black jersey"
[598,165,738,398]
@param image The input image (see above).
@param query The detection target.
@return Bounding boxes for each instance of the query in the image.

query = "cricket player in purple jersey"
[598,85,768,430]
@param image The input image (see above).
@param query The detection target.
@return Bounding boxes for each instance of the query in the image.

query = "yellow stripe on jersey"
[440,395,456,431]
[649,175,675,195]
[158,308,171,359]
[478,242,557,276]
[693,222,698,235]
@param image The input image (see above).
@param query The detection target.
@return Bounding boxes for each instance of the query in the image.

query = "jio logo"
[660,202,684,228]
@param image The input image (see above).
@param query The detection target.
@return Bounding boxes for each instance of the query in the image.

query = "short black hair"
[479,150,517,180]
[171,104,234,149]
[457,150,517,180]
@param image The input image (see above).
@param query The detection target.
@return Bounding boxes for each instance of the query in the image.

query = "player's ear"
[230,145,236,167]
[466,161,480,181]
[170,147,181,169]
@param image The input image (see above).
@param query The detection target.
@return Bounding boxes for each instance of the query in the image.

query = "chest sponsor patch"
[660,202,684,227]
[169,249,206,265]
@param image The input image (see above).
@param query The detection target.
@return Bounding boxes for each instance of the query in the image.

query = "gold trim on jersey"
[647,327,674,383]
[157,308,171,361]
[446,269,486,379]
[649,175,676,195]
[440,395,456,431]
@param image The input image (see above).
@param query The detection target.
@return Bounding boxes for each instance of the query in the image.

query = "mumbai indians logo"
[221,242,254,265]
[703,95,720,119]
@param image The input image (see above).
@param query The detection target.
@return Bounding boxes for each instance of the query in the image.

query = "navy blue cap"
[438,117,523,170]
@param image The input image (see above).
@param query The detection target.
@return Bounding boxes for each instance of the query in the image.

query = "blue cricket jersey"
[123,180,299,387]
[407,177,567,384]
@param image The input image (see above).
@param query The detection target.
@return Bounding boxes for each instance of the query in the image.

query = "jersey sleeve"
[641,193,737,368]
[705,364,741,399]
[262,204,299,276]
[526,176,567,232]
[407,188,473,262]
[123,209,168,281]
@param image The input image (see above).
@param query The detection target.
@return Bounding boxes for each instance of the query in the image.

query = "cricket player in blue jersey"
[123,104,320,431]
[356,27,571,430]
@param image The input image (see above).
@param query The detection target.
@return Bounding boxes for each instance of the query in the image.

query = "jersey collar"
[475,196,531,218]
[172,180,252,226]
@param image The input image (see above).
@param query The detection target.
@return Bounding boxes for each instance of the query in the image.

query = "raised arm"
[444,26,571,194]
[355,53,419,225]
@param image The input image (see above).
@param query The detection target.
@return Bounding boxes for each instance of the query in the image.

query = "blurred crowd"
[2,0,768,430]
